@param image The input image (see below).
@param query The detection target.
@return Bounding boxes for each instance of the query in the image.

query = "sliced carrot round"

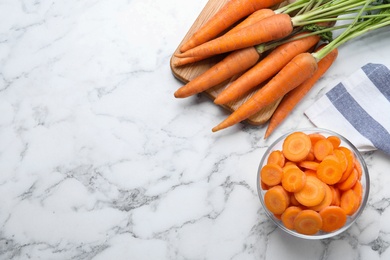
[340,189,359,216]
[308,133,326,146]
[354,159,363,180]
[337,168,358,191]
[333,148,348,173]
[316,157,343,185]
[327,135,341,149]
[309,183,333,212]
[293,209,323,235]
[313,139,334,161]
[329,186,341,207]
[264,185,290,215]
[267,150,285,167]
[298,160,319,171]
[294,175,326,207]
[282,132,312,162]
[319,206,347,232]
[352,180,363,204]
[338,146,355,183]
[260,163,283,186]
[282,167,307,192]
[281,206,303,230]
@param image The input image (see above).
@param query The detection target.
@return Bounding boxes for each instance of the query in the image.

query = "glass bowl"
[257,128,370,239]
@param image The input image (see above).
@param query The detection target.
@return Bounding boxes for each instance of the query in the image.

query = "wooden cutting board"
[170,0,282,125]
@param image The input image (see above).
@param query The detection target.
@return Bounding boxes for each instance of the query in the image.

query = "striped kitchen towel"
[305,63,390,156]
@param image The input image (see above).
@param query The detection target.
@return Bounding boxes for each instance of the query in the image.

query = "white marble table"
[1,0,390,259]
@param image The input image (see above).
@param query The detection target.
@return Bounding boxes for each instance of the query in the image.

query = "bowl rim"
[257,127,370,239]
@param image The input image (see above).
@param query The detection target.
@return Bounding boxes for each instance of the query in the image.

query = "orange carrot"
[282,131,312,162]
[329,186,341,206]
[319,206,347,232]
[263,47,338,139]
[293,209,323,235]
[327,135,341,149]
[179,0,284,53]
[337,168,358,191]
[333,148,348,173]
[316,157,343,185]
[173,9,275,67]
[264,185,290,215]
[354,159,363,180]
[290,193,303,207]
[267,150,286,167]
[282,167,307,192]
[313,139,334,161]
[294,175,326,207]
[340,189,359,216]
[309,133,326,146]
[298,160,319,171]
[309,184,333,212]
[338,146,355,183]
[176,13,293,59]
[352,180,363,203]
[281,206,303,230]
[225,8,276,36]
[212,52,318,132]
[213,33,320,105]
[174,47,260,98]
[260,163,284,186]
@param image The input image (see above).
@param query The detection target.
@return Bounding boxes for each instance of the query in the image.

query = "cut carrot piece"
[282,163,300,176]
[337,168,358,191]
[340,189,359,216]
[282,132,312,162]
[309,184,333,212]
[299,160,319,171]
[308,133,326,147]
[264,185,290,215]
[333,148,348,173]
[316,157,343,185]
[267,150,286,167]
[260,163,284,186]
[305,151,315,161]
[304,169,317,177]
[338,146,355,183]
[274,213,282,220]
[313,139,334,161]
[281,206,303,230]
[329,186,341,207]
[354,159,363,180]
[293,209,323,235]
[290,193,303,207]
[282,167,307,192]
[352,180,363,204]
[319,206,347,232]
[327,135,341,149]
[261,180,270,190]
[294,175,326,207]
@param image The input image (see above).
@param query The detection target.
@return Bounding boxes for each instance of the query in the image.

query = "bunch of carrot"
[260,131,364,235]
[173,0,390,137]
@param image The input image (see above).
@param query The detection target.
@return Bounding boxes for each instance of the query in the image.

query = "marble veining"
[1,0,390,259]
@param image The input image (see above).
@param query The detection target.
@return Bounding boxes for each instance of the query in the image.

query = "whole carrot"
[212,52,318,132]
[264,46,338,139]
[213,33,320,105]
[179,0,284,53]
[174,47,260,98]
[224,8,275,36]
[173,8,275,67]
[176,13,293,60]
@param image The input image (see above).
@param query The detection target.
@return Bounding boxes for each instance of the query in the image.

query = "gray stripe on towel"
[362,63,390,102]
[327,83,390,155]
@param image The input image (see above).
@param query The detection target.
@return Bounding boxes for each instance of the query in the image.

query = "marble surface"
[1,0,390,259]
